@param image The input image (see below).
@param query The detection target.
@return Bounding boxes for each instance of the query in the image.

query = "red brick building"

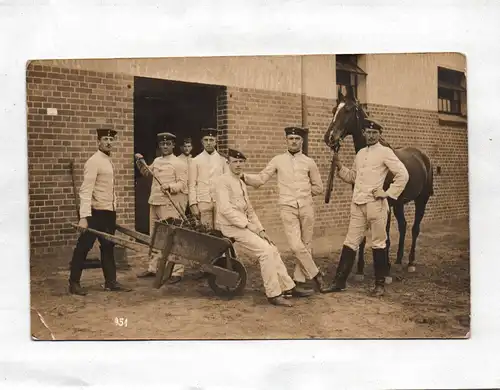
[27,53,468,258]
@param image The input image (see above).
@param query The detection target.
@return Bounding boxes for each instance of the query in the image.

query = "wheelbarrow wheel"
[207,256,247,297]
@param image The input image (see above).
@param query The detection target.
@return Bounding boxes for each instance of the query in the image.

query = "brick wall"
[27,65,135,258]
[223,87,469,237]
[365,103,469,225]
[27,71,469,258]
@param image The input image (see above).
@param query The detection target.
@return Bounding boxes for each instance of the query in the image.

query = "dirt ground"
[30,218,470,340]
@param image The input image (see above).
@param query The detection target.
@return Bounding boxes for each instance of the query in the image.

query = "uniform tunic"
[243,151,324,283]
[188,150,228,229]
[338,142,409,250]
[214,172,295,298]
[79,150,117,218]
[176,153,191,210]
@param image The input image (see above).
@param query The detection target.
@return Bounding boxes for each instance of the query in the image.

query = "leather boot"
[68,280,87,296]
[283,285,315,298]
[268,295,293,307]
[371,248,388,297]
[321,246,356,293]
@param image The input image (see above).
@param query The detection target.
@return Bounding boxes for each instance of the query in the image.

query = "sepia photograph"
[28,53,470,340]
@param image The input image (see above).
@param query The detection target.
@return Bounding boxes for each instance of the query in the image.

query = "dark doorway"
[134,76,225,234]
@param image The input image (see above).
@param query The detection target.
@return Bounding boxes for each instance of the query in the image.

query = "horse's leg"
[385,206,393,284]
[354,236,366,281]
[408,197,428,273]
[393,203,407,265]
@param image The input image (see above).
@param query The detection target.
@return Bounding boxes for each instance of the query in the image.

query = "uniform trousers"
[344,198,389,251]
[220,224,295,298]
[279,203,319,283]
[69,209,117,284]
[148,195,188,276]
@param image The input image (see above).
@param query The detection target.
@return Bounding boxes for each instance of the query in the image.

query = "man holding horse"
[241,126,330,293]
[325,118,409,296]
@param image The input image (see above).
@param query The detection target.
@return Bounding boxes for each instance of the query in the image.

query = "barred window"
[438,66,467,116]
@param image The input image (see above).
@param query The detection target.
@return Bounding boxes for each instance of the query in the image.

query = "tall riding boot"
[321,245,356,293]
[371,248,388,296]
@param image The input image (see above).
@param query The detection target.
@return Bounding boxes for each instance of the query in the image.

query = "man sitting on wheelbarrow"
[213,148,314,307]
[135,132,188,284]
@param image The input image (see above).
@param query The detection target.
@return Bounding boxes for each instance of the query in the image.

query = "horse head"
[323,86,367,153]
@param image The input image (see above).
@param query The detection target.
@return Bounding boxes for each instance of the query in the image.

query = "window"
[336,54,366,98]
[438,67,467,116]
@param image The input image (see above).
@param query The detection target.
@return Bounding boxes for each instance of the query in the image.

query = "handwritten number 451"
[114,317,128,327]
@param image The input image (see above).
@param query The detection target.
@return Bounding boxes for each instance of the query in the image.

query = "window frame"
[336,54,366,99]
[437,66,467,117]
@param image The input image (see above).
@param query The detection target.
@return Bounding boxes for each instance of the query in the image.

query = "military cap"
[363,118,383,131]
[284,126,308,138]
[96,128,117,139]
[157,132,176,142]
[228,148,247,160]
[201,128,218,137]
[182,137,192,144]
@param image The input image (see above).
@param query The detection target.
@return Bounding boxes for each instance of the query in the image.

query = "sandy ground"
[30,219,470,340]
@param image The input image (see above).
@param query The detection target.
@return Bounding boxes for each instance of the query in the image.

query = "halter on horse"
[323,86,434,277]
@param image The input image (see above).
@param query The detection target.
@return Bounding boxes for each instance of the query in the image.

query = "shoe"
[69,281,87,296]
[321,284,346,293]
[137,270,156,278]
[104,281,132,292]
[370,285,385,297]
[313,272,331,293]
[283,286,315,298]
[166,275,182,284]
[268,295,293,307]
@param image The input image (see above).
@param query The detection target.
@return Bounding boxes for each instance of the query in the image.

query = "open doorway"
[134,76,226,234]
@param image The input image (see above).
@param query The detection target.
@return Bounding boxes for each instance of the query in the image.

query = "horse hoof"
[408,266,416,273]
[354,274,364,282]
[385,276,393,285]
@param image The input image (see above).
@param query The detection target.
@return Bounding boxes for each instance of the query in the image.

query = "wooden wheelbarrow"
[70,220,247,298]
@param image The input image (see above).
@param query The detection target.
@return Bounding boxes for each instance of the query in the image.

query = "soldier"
[188,128,228,229]
[69,128,132,295]
[324,118,409,296]
[213,148,314,307]
[135,132,187,283]
[242,126,330,292]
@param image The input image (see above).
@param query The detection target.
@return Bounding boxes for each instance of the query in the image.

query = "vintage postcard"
[28,53,469,340]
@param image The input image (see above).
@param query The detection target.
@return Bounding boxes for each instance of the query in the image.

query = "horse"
[323,87,434,279]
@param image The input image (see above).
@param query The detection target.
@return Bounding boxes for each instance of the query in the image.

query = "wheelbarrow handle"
[69,222,151,253]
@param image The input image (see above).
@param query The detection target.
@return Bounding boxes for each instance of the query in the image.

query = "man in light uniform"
[242,126,329,292]
[213,148,314,307]
[188,128,228,229]
[69,128,132,295]
[135,132,187,283]
[324,118,409,296]
[176,137,193,214]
